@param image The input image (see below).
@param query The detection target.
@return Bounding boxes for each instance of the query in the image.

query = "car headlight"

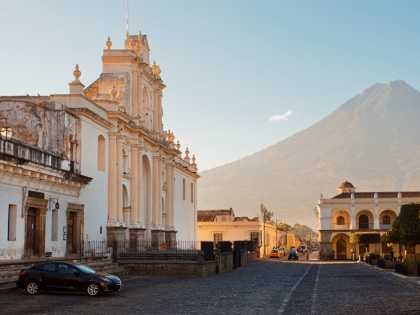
[100,277,112,283]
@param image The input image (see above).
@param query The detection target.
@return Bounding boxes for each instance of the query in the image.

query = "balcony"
[0,136,91,184]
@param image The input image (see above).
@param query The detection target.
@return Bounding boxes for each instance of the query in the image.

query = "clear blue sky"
[1,0,420,170]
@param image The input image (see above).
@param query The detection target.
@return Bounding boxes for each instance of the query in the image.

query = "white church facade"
[0,32,198,260]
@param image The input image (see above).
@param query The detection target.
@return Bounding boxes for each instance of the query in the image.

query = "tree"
[260,204,273,223]
[386,204,420,253]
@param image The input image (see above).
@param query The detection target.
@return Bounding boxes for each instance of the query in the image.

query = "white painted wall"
[173,169,197,241]
[0,181,79,259]
[0,183,24,259]
[78,117,108,241]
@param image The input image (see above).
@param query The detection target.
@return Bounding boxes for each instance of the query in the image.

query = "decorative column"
[373,192,380,230]
[151,152,164,248]
[349,206,356,230]
[129,143,146,248]
[130,144,139,225]
[107,132,128,245]
[116,137,124,225]
[165,160,176,246]
[107,133,118,225]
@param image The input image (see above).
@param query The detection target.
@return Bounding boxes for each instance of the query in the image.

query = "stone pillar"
[108,134,118,225]
[107,226,127,247]
[319,230,333,260]
[129,228,146,249]
[137,149,143,226]
[373,206,380,230]
[349,206,356,230]
[130,145,140,225]
[165,231,177,248]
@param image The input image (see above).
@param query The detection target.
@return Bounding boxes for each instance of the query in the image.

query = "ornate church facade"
[0,32,198,259]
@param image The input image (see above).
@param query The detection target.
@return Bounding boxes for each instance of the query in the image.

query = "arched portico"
[379,209,397,228]
[356,210,374,229]
[331,209,350,229]
[331,233,351,260]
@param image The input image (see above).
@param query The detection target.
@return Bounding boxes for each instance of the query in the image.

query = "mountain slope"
[198,81,420,228]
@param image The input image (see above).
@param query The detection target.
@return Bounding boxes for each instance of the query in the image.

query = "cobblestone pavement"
[1,260,420,315]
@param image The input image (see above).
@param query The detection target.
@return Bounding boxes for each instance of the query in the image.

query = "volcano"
[198,81,420,228]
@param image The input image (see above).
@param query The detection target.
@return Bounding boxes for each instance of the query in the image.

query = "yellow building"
[197,209,277,257]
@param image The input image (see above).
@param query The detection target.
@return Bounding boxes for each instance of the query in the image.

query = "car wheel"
[25,281,39,295]
[86,283,101,296]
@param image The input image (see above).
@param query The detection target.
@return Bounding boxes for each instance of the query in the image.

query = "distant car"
[278,247,287,256]
[297,245,307,253]
[16,261,121,296]
[270,248,281,258]
[288,247,299,260]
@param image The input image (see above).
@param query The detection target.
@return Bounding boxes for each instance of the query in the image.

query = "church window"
[182,178,186,201]
[191,183,194,203]
[336,216,345,225]
[97,135,106,171]
[8,204,17,241]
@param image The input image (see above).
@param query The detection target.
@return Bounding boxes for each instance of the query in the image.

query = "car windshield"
[75,265,96,274]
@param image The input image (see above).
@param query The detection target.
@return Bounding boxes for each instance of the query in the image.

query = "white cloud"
[269,110,293,122]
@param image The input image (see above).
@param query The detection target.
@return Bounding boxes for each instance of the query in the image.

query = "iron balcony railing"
[0,136,64,170]
[0,136,92,184]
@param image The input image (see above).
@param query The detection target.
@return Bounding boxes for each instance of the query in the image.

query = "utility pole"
[275,215,278,248]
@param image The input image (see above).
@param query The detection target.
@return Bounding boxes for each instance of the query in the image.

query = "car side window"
[37,263,56,272]
[57,264,76,274]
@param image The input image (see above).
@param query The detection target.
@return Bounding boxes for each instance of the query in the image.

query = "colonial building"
[316,180,420,260]
[0,32,199,259]
[197,209,277,257]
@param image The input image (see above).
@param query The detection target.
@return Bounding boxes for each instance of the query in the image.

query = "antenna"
[125,0,129,34]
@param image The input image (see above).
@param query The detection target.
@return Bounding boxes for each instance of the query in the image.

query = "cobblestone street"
[1,260,420,315]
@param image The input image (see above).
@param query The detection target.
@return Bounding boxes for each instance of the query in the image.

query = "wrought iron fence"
[82,240,111,258]
[115,239,201,261]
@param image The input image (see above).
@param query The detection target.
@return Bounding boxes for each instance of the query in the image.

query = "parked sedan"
[16,261,121,296]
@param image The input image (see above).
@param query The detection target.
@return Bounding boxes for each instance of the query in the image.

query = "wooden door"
[336,239,347,260]
[67,212,80,255]
[25,208,37,257]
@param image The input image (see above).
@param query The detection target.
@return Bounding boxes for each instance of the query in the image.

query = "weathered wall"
[0,100,80,161]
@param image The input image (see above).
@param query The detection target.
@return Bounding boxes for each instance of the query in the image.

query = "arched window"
[336,216,345,225]
[359,214,369,229]
[97,135,105,171]
[382,215,391,225]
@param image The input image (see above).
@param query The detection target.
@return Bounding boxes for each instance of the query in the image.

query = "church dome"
[337,180,355,193]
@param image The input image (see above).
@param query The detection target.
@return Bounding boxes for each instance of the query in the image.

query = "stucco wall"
[173,169,197,241]
[78,117,108,241]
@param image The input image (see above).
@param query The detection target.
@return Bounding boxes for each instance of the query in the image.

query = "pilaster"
[108,133,118,225]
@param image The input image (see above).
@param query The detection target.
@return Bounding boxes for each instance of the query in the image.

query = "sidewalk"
[364,262,420,286]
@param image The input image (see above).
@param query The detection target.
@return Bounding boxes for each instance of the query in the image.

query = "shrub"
[377,258,385,268]
[395,262,408,275]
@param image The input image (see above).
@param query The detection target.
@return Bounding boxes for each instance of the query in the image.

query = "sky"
[1,0,420,170]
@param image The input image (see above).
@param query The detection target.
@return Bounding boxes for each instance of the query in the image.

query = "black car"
[288,247,299,260]
[16,261,121,296]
